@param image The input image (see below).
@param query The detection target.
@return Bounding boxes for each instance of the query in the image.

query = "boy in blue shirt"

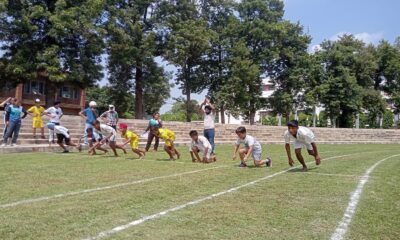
[79,101,99,145]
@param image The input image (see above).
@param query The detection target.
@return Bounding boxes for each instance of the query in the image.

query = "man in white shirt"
[189,130,216,163]
[199,96,216,154]
[44,101,63,145]
[284,120,321,171]
[46,123,81,153]
[91,120,126,157]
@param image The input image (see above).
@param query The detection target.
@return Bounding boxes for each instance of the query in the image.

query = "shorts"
[108,133,117,142]
[191,147,212,159]
[246,147,262,161]
[293,141,313,150]
[32,119,44,128]
[57,133,71,145]
[130,141,139,150]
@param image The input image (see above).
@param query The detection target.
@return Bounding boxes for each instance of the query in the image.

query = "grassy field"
[0,144,399,240]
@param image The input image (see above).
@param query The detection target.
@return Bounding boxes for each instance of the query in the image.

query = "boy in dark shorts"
[46,123,81,153]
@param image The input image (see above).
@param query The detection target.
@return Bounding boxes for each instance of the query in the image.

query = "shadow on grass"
[287,167,317,173]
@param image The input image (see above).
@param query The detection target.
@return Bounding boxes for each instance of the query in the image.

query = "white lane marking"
[0,166,226,209]
[302,172,360,178]
[83,154,353,240]
[330,154,400,240]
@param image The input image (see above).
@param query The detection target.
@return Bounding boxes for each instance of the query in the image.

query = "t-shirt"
[96,124,117,137]
[191,136,212,152]
[83,107,98,124]
[122,130,139,147]
[54,126,70,138]
[28,106,45,121]
[203,112,215,129]
[236,135,262,152]
[284,126,315,144]
[6,105,27,122]
[159,128,175,141]
[45,106,63,123]
[100,110,119,126]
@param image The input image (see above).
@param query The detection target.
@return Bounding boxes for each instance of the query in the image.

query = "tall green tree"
[0,0,105,99]
[105,0,167,119]
[163,1,214,122]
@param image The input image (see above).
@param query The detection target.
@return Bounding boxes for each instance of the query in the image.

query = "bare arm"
[0,97,11,107]
[232,144,240,160]
[244,145,254,161]
[285,143,294,166]
[79,110,87,119]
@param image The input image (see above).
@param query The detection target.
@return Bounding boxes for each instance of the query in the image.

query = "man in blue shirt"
[2,98,27,147]
[79,101,99,145]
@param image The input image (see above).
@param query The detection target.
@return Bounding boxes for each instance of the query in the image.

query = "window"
[23,81,46,95]
[59,86,79,99]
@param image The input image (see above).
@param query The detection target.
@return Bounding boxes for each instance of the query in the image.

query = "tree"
[163,1,214,122]
[105,0,168,119]
[0,0,105,98]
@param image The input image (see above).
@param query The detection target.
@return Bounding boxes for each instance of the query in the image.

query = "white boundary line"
[302,172,360,178]
[330,154,400,240]
[83,154,353,240]
[0,166,226,209]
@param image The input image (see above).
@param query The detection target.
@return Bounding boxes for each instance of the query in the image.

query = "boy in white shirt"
[46,123,81,153]
[232,126,272,168]
[91,120,126,157]
[44,101,63,145]
[189,130,216,163]
[284,120,321,171]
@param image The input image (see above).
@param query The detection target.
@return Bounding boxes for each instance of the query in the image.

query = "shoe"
[1,143,6,147]
[239,162,247,168]
[266,158,272,167]
[10,143,16,147]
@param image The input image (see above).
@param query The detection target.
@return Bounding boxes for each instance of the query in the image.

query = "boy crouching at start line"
[232,126,272,168]
[189,130,216,163]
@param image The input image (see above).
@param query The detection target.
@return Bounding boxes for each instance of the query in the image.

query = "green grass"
[0,144,399,240]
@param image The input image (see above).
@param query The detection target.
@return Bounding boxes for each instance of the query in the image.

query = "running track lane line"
[0,166,226,209]
[83,154,353,240]
[330,154,400,240]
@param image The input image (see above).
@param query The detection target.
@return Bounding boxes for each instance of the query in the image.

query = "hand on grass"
[315,155,321,165]
[288,157,294,167]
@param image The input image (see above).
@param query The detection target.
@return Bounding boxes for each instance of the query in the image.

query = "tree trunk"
[220,104,225,124]
[135,66,144,119]
[285,112,290,124]
[186,86,191,122]
[249,111,256,125]
[312,106,317,127]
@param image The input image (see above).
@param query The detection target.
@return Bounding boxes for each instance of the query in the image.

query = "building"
[0,80,86,115]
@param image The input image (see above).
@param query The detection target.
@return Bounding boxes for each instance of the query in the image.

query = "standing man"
[27,98,46,139]
[79,101,99,145]
[145,112,162,152]
[0,97,13,136]
[100,105,119,130]
[284,120,321,171]
[1,98,27,147]
[199,96,216,154]
[44,101,63,145]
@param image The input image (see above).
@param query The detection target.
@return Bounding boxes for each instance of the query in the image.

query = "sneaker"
[1,143,6,147]
[239,162,247,168]
[266,158,272,167]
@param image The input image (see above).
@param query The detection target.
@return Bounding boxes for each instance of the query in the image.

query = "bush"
[262,116,278,126]
[298,112,312,127]
[317,111,328,127]
[382,110,394,129]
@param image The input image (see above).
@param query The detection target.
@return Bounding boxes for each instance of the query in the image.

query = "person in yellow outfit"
[152,127,180,161]
[27,98,45,139]
[119,123,146,159]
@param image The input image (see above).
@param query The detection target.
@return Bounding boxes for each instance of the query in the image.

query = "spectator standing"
[145,112,162,152]
[79,101,99,145]
[100,105,119,130]
[1,98,27,147]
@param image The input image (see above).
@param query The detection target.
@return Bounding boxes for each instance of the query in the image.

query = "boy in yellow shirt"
[27,98,45,139]
[119,123,146,159]
[152,127,180,160]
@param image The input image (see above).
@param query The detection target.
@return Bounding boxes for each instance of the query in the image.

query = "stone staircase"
[1,112,400,154]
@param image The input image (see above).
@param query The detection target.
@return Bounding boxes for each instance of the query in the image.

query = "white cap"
[109,105,115,109]
[89,101,97,107]
[35,98,40,103]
